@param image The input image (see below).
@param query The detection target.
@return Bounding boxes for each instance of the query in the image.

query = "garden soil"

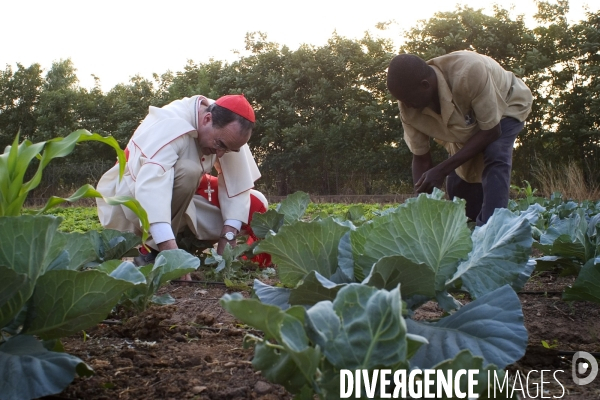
[48,270,600,400]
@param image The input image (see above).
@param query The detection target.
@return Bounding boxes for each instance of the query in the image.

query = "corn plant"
[0,129,148,241]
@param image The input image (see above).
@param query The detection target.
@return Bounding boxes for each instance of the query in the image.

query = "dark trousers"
[446,117,524,226]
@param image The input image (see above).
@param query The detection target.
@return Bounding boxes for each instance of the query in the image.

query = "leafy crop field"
[38,202,398,233]
[44,207,104,233]
[8,193,600,400]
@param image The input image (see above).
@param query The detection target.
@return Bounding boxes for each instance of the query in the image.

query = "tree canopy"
[1,1,598,196]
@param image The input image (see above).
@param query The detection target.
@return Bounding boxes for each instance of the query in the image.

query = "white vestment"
[96,95,261,241]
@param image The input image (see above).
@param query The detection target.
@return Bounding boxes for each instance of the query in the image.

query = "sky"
[3,0,593,91]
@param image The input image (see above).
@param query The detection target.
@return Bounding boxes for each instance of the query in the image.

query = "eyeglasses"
[214,138,239,153]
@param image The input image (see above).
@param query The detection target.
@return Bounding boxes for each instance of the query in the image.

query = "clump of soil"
[117,305,176,340]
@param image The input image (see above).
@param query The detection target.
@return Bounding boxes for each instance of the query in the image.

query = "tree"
[102,75,160,149]
[34,59,81,142]
[517,3,600,185]
[0,63,43,150]
[212,31,409,195]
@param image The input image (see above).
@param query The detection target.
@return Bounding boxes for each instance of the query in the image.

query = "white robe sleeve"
[218,144,260,197]
[218,173,251,223]
[134,137,183,225]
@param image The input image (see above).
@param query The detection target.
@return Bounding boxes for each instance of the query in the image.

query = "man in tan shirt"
[386,51,533,225]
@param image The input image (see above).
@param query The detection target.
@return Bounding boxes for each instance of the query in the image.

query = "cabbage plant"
[220,190,531,398]
[0,130,154,400]
[519,205,600,303]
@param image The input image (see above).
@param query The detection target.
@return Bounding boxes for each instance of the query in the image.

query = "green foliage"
[0,217,200,399]
[0,129,149,241]
[222,284,518,399]
[101,250,199,313]
[510,180,543,211]
[0,63,43,149]
[563,257,600,303]
[0,216,139,400]
[541,339,559,349]
[203,242,252,282]
[226,191,531,398]
[42,207,103,233]
[304,202,397,221]
[511,196,600,303]
[3,5,600,194]
[0,129,156,400]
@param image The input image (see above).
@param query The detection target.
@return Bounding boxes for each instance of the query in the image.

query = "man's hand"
[411,124,502,195]
[414,165,446,194]
[216,225,239,255]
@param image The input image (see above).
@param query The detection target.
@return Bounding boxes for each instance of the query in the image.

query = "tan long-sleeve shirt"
[400,51,533,182]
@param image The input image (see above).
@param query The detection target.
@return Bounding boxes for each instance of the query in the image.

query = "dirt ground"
[48,269,600,400]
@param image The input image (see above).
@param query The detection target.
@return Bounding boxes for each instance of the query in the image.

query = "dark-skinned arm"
[414,123,502,194]
[412,151,433,194]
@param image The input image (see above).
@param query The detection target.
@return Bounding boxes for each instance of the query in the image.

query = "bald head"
[386,54,437,109]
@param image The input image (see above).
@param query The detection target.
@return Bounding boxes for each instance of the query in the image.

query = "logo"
[572,351,598,386]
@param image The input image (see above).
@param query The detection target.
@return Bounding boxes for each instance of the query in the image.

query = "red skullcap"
[215,94,255,123]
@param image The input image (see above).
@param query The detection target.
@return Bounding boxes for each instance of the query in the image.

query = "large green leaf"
[534,210,592,263]
[586,214,600,256]
[221,293,306,341]
[38,186,150,244]
[447,208,533,298]
[336,231,356,282]
[220,293,320,392]
[304,284,416,370]
[249,336,314,393]
[350,192,472,286]
[288,271,347,306]
[96,260,147,285]
[431,350,515,399]
[22,269,137,339]
[252,279,291,309]
[563,257,600,303]
[54,229,141,271]
[120,249,199,312]
[0,335,92,400]
[51,232,98,271]
[95,229,141,261]
[275,191,311,224]
[255,217,352,287]
[250,209,285,238]
[362,255,436,299]
[0,215,62,327]
[0,266,27,310]
[150,249,200,287]
[407,285,527,370]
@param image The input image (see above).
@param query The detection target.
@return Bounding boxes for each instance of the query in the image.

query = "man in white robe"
[96,94,261,277]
